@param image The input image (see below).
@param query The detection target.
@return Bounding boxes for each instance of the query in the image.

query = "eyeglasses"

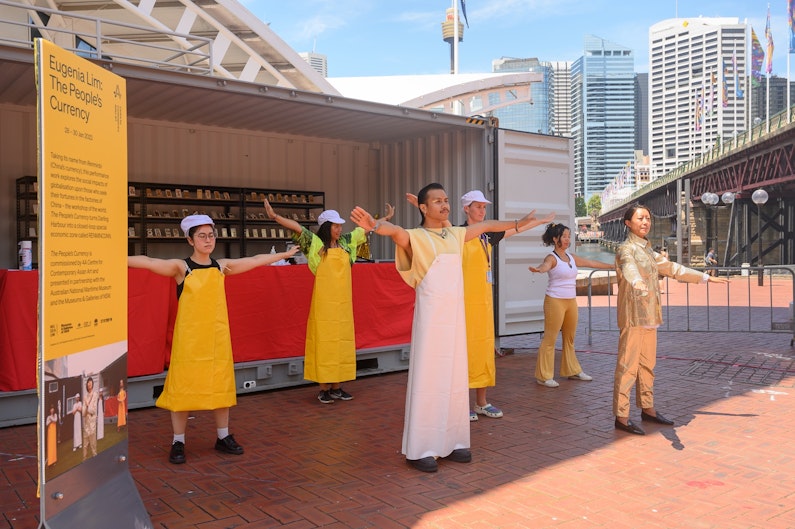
[194,232,216,240]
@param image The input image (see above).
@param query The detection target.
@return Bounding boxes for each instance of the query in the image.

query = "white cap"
[461,190,492,207]
[317,210,346,226]
[181,214,214,236]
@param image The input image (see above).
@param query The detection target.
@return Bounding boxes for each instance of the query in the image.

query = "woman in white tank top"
[529,223,614,387]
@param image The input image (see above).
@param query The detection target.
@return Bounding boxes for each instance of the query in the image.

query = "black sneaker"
[169,441,186,464]
[329,388,353,401]
[214,434,244,455]
[317,390,334,404]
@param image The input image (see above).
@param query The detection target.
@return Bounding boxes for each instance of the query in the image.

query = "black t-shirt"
[460,222,505,247]
[177,257,221,299]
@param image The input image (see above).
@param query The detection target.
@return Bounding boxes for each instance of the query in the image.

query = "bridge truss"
[599,113,795,267]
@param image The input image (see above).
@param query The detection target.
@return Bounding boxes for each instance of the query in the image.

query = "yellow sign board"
[37,39,128,360]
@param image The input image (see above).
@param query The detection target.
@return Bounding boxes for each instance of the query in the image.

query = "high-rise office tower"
[571,35,635,198]
[546,61,572,137]
[749,75,795,122]
[634,73,649,155]
[648,18,746,180]
[491,57,551,134]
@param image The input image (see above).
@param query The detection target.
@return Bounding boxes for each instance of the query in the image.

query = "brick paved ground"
[2,277,794,528]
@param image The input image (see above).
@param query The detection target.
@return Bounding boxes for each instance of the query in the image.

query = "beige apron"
[402,231,470,460]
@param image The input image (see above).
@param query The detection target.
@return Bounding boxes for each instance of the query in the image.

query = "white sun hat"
[461,190,492,207]
[180,214,214,236]
[317,210,346,226]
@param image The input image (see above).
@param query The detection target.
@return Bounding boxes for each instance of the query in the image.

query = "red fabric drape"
[0,264,414,391]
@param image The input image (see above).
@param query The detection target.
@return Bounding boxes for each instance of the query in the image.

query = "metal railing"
[0,0,213,74]
[585,266,795,345]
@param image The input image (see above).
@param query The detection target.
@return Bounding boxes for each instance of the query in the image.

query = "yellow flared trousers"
[613,326,657,417]
[535,296,583,381]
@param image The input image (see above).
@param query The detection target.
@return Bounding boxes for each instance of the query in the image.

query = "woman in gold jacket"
[614,204,727,435]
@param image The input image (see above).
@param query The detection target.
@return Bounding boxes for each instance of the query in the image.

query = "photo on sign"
[43,343,128,481]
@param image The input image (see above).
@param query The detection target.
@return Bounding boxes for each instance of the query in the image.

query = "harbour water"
[573,242,616,265]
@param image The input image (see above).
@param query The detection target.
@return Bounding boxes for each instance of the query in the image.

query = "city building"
[634,73,649,154]
[648,17,747,180]
[490,57,551,134]
[749,75,795,123]
[571,35,636,199]
[547,61,572,137]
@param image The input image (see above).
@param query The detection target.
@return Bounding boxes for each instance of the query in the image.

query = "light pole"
[700,191,734,273]
[701,192,719,261]
[751,188,768,286]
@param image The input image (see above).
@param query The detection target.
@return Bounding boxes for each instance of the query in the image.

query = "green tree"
[587,195,602,217]
[575,196,587,217]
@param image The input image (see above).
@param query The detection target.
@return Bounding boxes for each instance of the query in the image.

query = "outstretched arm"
[464,209,552,242]
[572,255,614,270]
[128,255,185,281]
[350,206,411,253]
[529,254,557,274]
[503,211,556,239]
[263,199,302,234]
[218,246,300,276]
[382,203,395,222]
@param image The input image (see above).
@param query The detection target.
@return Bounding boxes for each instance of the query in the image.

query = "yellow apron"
[156,264,236,411]
[303,248,356,383]
[462,235,496,388]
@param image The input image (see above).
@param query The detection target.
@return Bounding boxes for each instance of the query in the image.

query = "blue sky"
[245,0,793,77]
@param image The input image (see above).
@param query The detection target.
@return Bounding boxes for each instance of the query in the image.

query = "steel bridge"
[598,108,795,268]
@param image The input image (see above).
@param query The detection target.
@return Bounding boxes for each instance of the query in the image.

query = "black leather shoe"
[614,418,645,435]
[641,411,674,425]
[407,456,438,472]
[169,441,186,464]
[215,434,244,455]
[443,448,472,463]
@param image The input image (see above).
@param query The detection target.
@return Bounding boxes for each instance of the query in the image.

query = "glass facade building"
[571,35,636,199]
[491,57,552,134]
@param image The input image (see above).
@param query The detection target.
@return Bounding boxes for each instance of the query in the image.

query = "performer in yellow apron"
[351,183,544,472]
[263,201,393,404]
[409,189,553,421]
[128,214,299,464]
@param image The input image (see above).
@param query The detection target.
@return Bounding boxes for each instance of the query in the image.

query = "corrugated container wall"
[0,105,492,265]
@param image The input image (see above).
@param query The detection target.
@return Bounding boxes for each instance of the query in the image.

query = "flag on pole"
[709,71,717,114]
[765,4,774,74]
[721,58,729,107]
[751,27,765,85]
[695,89,703,131]
[460,0,469,28]
[733,47,744,98]
[788,0,795,52]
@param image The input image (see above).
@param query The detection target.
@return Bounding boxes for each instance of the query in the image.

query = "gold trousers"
[613,326,657,417]
[535,296,582,381]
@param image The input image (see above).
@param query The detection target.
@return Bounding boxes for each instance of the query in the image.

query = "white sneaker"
[536,379,559,388]
[469,410,478,422]
[568,372,593,381]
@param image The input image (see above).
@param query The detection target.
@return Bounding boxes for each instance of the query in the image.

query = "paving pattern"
[2,278,794,528]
